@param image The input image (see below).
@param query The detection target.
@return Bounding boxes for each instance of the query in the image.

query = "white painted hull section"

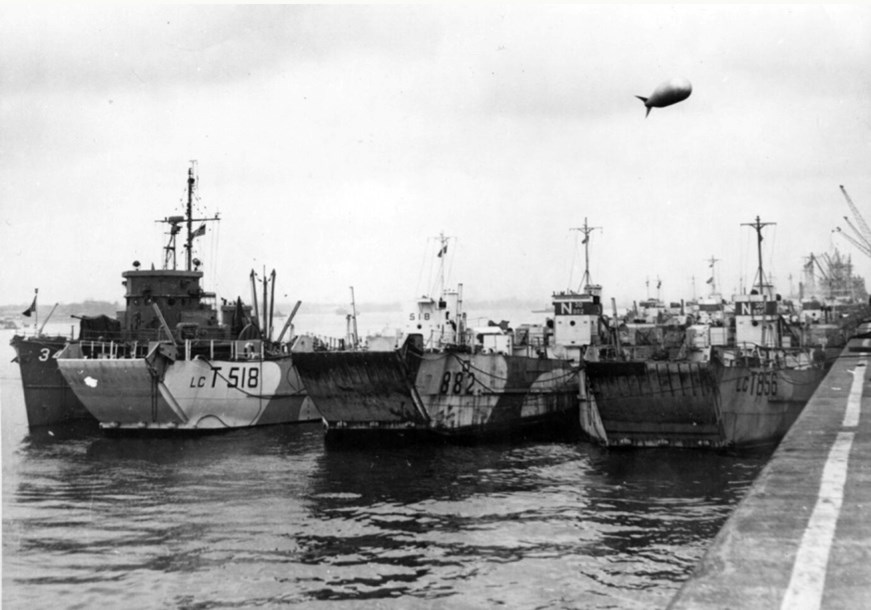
[57,357,319,431]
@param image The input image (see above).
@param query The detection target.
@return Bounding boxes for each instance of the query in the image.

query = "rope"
[403,348,579,393]
[453,352,578,384]
[439,352,580,393]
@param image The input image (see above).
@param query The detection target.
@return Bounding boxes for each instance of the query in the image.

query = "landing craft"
[636,77,692,117]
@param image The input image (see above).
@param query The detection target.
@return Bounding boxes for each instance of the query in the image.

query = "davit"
[636,77,692,117]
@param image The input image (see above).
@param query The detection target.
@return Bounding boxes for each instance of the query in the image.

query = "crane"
[835,185,871,260]
[807,253,830,281]
[833,226,871,259]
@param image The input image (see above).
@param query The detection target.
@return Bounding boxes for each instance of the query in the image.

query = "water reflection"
[4,417,771,609]
[295,440,772,606]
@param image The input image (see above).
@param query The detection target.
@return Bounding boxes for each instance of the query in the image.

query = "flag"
[22,295,36,317]
[656,280,662,289]
[437,244,448,258]
[706,277,714,284]
[192,224,206,238]
[581,236,589,244]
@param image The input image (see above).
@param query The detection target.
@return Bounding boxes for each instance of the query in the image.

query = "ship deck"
[669,321,871,608]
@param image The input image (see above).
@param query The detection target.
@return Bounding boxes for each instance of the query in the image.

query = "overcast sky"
[2,4,870,313]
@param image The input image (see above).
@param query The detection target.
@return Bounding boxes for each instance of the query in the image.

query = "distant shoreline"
[0,298,549,321]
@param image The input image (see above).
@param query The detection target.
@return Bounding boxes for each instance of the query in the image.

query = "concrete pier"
[669,326,871,609]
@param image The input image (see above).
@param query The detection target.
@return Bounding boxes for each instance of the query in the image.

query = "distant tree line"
[0,300,120,319]
[1,297,544,321]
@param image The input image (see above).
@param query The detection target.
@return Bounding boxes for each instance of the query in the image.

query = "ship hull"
[291,350,430,432]
[581,359,828,448]
[10,335,96,428]
[56,353,319,432]
[293,348,580,442]
[717,365,823,446]
[418,352,579,440]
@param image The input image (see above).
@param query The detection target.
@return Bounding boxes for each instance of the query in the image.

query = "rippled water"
[1,329,772,609]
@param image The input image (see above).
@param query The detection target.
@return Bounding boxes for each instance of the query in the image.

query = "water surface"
[1,329,770,609]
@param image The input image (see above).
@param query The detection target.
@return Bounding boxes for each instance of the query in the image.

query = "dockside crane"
[834,185,871,260]
[834,226,871,259]
[803,253,828,293]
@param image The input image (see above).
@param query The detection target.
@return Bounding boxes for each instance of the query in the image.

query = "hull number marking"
[39,348,62,362]
[735,371,778,396]
[439,370,476,395]
[190,365,260,389]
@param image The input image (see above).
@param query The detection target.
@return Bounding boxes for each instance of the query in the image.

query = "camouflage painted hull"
[581,359,829,448]
[10,334,95,428]
[56,347,319,432]
[291,350,430,432]
[417,352,580,438]
[293,347,580,441]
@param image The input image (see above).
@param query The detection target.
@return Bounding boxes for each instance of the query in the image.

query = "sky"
[2,4,870,313]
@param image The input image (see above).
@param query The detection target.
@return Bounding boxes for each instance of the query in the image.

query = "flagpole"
[34,288,38,334]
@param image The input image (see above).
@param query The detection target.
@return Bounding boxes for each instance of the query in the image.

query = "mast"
[268,269,276,341]
[262,266,268,340]
[185,164,195,271]
[162,219,183,270]
[249,269,260,336]
[457,282,464,343]
[349,286,359,349]
[436,231,449,298]
[157,161,220,272]
[570,217,601,293]
[707,255,719,296]
[742,216,776,295]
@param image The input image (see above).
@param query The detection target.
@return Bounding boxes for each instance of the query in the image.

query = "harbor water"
[1,324,773,609]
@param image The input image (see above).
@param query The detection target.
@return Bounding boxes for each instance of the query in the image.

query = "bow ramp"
[292,335,429,430]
